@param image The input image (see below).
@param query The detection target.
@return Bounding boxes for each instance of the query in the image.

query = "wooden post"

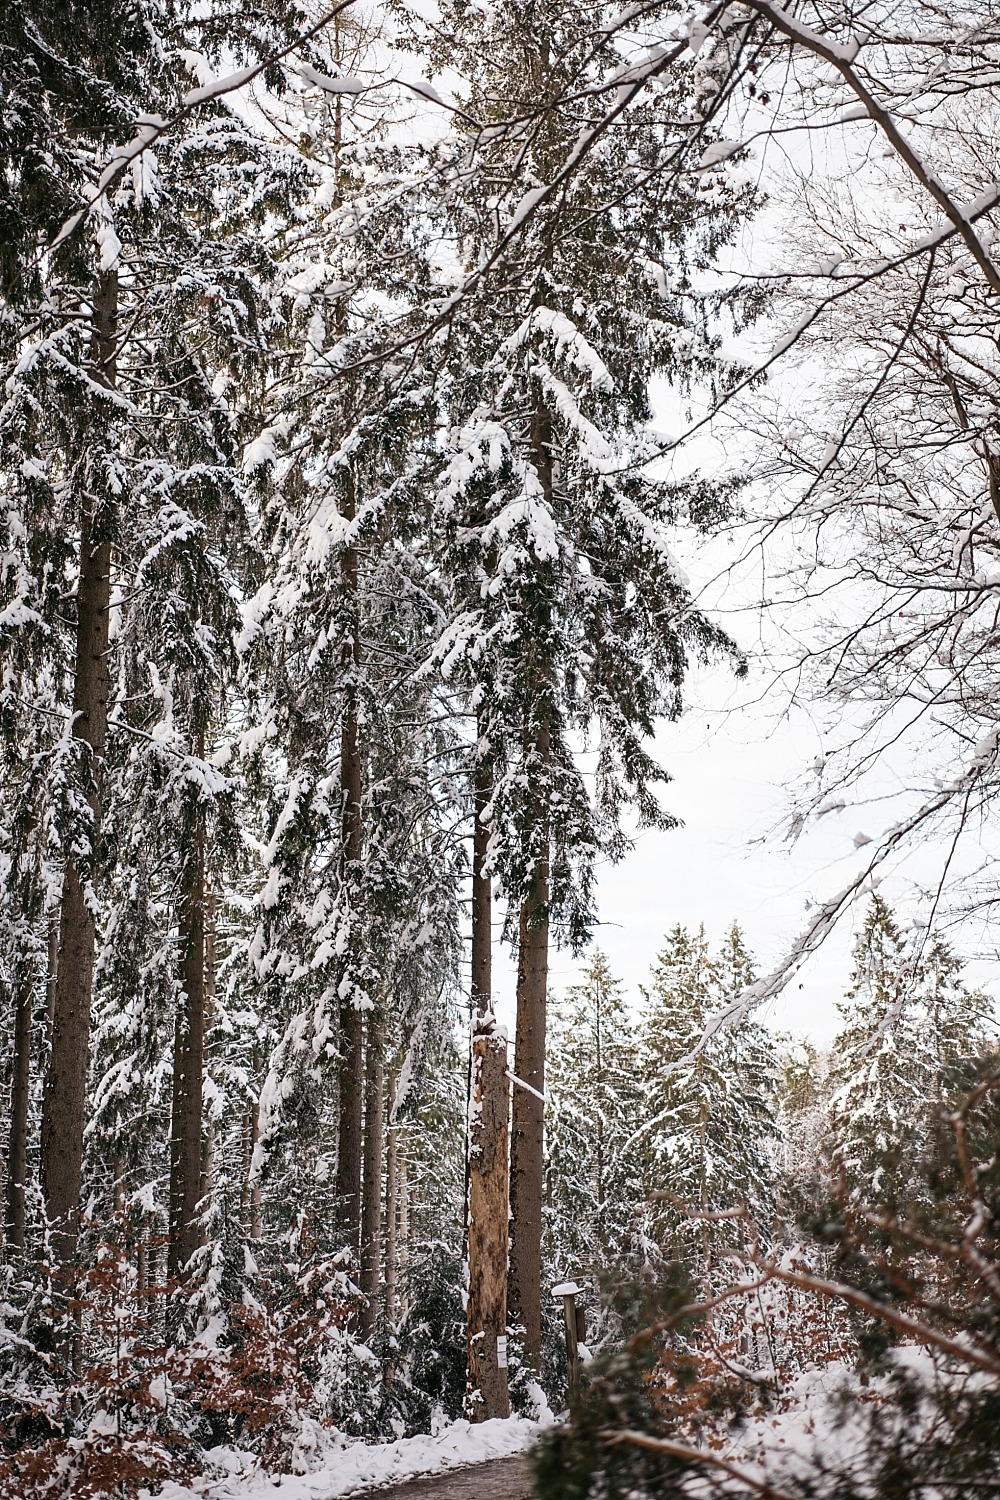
[466,1016,511,1421]
[553,1281,583,1404]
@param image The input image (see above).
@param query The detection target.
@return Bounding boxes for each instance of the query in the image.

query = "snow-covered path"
[360,1456,533,1500]
[155,1416,544,1500]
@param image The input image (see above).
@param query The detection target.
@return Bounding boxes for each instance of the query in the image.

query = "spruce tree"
[829,896,994,1203]
[416,0,760,1363]
[545,951,645,1288]
[638,923,780,1278]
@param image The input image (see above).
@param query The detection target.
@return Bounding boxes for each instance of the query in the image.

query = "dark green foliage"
[392,1239,467,1431]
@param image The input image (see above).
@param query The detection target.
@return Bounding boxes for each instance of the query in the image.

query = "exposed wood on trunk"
[336,472,364,1256]
[359,1015,384,1336]
[466,1025,511,1420]
[5,967,32,1251]
[40,269,117,1274]
[168,802,206,1281]
[385,1071,398,1323]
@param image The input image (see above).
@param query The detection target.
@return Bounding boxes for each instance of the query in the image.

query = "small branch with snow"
[738,0,1000,296]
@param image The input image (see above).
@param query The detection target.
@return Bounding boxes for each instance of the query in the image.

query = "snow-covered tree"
[638,924,781,1276]
[545,951,645,1289]
[829,896,994,1201]
[408,0,762,1363]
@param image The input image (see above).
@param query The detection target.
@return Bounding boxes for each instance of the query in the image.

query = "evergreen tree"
[229,18,466,1299]
[638,923,780,1277]
[545,951,645,1290]
[415,0,761,1363]
[829,896,994,1202]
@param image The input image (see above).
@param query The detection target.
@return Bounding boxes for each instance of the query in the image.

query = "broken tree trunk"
[467,1019,511,1420]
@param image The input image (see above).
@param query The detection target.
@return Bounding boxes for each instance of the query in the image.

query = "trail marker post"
[552,1281,584,1404]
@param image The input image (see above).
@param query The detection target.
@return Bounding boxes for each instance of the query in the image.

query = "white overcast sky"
[493,654,859,1049]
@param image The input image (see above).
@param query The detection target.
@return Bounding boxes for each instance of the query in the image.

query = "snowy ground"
[722,1349,939,1491]
[153,1414,546,1500]
[732,1359,860,1475]
[149,1355,924,1500]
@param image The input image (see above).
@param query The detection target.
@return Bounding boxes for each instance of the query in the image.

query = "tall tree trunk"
[40,269,117,1272]
[46,916,58,1029]
[466,745,493,1320]
[508,831,550,1370]
[168,806,206,1281]
[6,966,32,1251]
[336,475,364,1255]
[398,1148,409,1314]
[508,400,555,1369]
[471,755,493,1017]
[243,1048,263,1240]
[200,891,216,1209]
[359,1016,384,1337]
[466,752,511,1414]
[385,1071,398,1324]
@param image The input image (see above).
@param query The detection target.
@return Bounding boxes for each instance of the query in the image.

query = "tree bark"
[508,803,550,1371]
[471,756,493,1017]
[46,916,58,1029]
[467,1024,511,1420]
[508,398,555,1370]
[359,1016,384,1337]
[6,967,32,1251]
[336,476,364,1255]
[168,810,206,1281]
[40,269,117,1272]
[385,1071,398,1323]
[200,891,216,1209]
[398,1148,409,1314]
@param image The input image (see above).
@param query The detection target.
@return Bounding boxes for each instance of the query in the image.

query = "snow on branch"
[52,0,360,251]
[739,0,1000,295]
[697,730,1000,1046]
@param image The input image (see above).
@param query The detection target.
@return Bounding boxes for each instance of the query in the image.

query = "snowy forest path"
[357,1455,535,1500]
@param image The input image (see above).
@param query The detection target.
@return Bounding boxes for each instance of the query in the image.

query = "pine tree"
[829,896,994,1202]
[415,0,760,1363]
[638,924,780,1278]
[545,951,645,1290]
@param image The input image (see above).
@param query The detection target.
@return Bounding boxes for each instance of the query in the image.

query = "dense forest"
[3,0,1000,1495]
